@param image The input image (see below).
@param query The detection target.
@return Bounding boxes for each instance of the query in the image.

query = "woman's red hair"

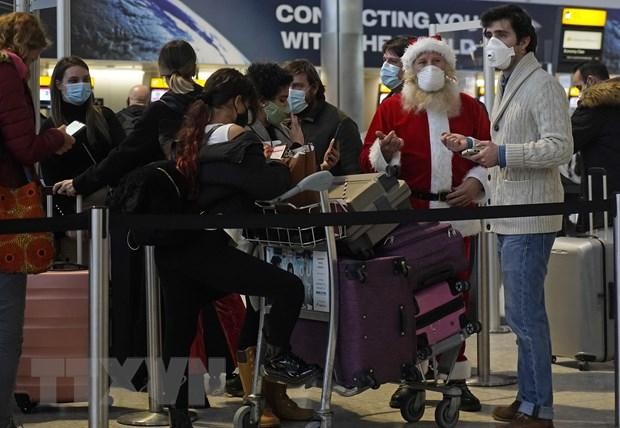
[176,100,212,195]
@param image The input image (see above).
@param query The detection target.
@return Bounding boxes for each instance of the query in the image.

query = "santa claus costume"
[360,36,491,412]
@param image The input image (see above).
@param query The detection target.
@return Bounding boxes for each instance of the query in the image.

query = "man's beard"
[401,80,461,117]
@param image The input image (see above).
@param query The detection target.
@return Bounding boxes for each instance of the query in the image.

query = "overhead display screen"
[563,30,603,50]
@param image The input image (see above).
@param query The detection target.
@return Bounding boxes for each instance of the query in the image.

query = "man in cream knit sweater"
[443,5,573,428]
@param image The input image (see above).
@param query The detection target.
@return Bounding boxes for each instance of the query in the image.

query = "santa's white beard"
[401,80,461,117]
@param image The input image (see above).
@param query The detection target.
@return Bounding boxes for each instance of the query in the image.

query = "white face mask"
[486,37,515,70]
[416,65,445,92]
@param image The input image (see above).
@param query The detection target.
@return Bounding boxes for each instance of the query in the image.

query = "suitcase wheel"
[551,355,557,364]
[14,393,37,414]
[465,321,482,336]
[400,389,426,423]
[435,397,460,428]
[417,346,432,362]
[578,361,590,371]
[356,370,379,390]
[450,280,470,294]
[233,405,259,428]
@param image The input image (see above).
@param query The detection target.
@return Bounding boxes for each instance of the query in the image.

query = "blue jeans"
[497,233,556,420]
[0,272,27,427]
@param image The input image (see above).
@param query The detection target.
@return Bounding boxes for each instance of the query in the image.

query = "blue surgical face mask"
[288,88,308,114]
[63,82,92,105]
[380,62,402,90]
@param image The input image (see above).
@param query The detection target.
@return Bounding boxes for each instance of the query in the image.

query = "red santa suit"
[360,89,491,381]
[360,92,491,237]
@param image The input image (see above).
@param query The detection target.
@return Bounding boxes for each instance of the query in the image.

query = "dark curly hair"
[246,62,293,101]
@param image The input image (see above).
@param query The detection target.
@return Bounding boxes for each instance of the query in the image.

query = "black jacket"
[297,99,362,176]
[116,104,146,136]
[40,103,125,186]
[572,79,620,195]
[196,131,291,215]
[73,88,202,196]
[40,103,125,214]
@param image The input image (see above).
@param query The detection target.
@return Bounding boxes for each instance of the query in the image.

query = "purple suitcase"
[375,222,468,289]
[290,255,417,390]
[414,280,479,360]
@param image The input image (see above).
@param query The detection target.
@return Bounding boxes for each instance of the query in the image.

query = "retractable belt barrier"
[0,196,615,428]
[0,198,612,234]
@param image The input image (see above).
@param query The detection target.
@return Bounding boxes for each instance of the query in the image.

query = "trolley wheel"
[400,389,426,423]
[233,405,259,428]
[14,393,37,414]
[435,398,460,428]
[551,355,557,364]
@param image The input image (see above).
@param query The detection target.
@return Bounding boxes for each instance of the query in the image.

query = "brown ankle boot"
[236,347,281,428]
[493,399,521,422]
[264,379,314,421]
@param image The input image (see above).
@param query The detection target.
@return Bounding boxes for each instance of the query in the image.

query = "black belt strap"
[411,190,450,202]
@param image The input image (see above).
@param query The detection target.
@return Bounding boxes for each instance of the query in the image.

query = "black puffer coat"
[572,79,620,195]
[196,131,291,215]
[73,88,202,196]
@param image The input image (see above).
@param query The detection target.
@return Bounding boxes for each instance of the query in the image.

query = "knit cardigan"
[488,52,573,235]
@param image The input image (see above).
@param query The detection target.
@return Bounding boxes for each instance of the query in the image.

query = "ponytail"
[166,72,195,95]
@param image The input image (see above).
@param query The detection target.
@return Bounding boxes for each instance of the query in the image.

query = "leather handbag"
[279,144,319,207]
[0,181,55,274]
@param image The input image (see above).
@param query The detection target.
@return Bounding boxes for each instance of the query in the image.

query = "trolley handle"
[258,170,334,208]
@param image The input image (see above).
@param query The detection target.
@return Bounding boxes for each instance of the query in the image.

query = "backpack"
[107,160,190,247]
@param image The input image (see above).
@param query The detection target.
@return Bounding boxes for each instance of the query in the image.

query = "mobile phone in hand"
[461,148,481,157]
[66,120,86,136]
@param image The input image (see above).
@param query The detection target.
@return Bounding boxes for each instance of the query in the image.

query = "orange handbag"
[0,181,55,274]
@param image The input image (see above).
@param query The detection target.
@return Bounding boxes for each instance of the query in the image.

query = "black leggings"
[154,230,304,408]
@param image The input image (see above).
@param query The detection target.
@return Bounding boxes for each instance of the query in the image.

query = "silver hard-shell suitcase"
[544,169,614,369]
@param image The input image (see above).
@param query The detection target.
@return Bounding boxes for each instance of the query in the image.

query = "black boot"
[447,380,481,412]
[168,406,193,428]
[226,373,244,397]
[263,342,320,386]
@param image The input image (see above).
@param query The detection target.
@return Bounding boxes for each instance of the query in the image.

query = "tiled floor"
[13,332,615,427]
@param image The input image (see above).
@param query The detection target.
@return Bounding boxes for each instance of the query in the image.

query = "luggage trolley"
[399,307,481,428]
[233,171,343,428]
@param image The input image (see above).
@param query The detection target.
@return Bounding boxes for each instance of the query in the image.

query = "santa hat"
[401,35,456,73]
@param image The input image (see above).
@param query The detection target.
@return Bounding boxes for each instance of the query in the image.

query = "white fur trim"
[427,110,452,193]
[464,166,490,205]
[449,359,472,381]
[368,138,401,172]
[402,37,457,73]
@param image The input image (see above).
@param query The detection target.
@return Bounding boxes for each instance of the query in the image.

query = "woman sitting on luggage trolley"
[155,67,320,427]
